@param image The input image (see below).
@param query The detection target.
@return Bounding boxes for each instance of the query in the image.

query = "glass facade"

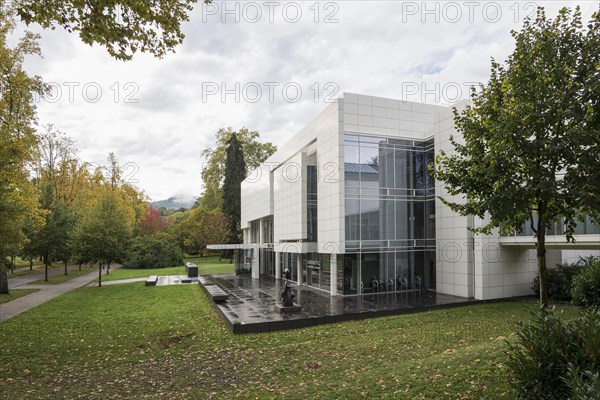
[343,134,437,295]
[234,248,253,275]
[502,215,600,237]
[279,252,299,282]
[304,253,331,292]
[307,165,318,242]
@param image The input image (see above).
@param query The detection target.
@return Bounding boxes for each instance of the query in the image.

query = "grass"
[7,262,63,277]
[0,289,39,305]
[29,268,96,285]
[0,281,580,399]
[98,256,234,282]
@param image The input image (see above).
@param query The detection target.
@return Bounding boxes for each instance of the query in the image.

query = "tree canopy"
[200,127,276,210]
[13,0,204,60]
[433,6,600,306]
[0,11,48,293]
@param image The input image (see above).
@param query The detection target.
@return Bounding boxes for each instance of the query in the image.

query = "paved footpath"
[0,266,118,323]
[8,264,89,288]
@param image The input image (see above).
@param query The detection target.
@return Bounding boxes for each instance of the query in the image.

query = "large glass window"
[344,134,436,245]
[340,250,437,295]
[304,253,331,292]
[280,252,298,282]
[342,134,437,296]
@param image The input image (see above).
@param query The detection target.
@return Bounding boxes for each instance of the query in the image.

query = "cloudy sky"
[20,1,597,202]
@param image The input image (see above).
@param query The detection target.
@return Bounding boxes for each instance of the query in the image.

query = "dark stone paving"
[199,274,479,334]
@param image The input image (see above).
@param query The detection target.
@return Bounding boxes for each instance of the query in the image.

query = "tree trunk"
[29,259,33,271]
[0,262,9,294]
[78,262,82,271]
[44,253,49,282]
[64,260,68,276]
[536,215,548,307]
[98,264,102,287]
[11,256,15,273]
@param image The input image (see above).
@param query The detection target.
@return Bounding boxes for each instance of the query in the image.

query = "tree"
[200,127,276,209]
[433,7,600,307]
[139,207,166,236]
[27,186,76,281]
[198,210,229,249]
[0,10,47,293]
[28,126,80,279]
[222,133,246,244]
[13,0,203,61]
[74,186,135,286]
[123,236,183,269]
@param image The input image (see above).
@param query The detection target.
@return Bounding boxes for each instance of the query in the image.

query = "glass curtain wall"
[307,165,318,242]
[343,134,436,295]
[279,252,298,282]
[304,253,331,292]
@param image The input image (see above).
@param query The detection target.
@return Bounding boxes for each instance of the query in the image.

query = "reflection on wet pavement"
[199,274,477,334]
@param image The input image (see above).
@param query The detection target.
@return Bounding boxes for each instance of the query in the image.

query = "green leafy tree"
[222,133,246,244]
[0,10,47,293]
[74,186,135,286]
[200,127,276,209]
[433,7,600,307]
[14,0,205,61]
[123,235,183,269]
[27,185,76,281]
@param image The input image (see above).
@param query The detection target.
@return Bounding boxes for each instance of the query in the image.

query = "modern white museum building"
[212,93,600,301]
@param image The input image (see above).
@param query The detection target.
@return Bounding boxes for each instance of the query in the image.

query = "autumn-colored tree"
[199,211,229,250]
[139,207,167,236]
[175,208,228,255]
[28,126,81,279]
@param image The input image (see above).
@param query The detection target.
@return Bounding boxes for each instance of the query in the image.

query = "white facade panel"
[241,164,273,229]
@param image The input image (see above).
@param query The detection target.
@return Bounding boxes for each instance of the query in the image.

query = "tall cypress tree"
[222,133,246,244]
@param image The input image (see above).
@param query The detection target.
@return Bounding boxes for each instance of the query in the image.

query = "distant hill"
[151,195,196,210]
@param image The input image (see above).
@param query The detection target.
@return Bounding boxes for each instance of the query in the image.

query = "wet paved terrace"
[199,274,479,334]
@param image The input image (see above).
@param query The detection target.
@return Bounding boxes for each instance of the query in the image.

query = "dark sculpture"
[281,283,295,307]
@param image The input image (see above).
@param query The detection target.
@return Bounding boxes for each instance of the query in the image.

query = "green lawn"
[0,282,579,399]
[28,268,96,285]
[98,256,234,282]
[0,289,39,305]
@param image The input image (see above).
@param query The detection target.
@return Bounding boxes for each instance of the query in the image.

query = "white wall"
[274,151,307,241]
[267,101,342,246]
[241,163,273,230]
[433,102,475,298]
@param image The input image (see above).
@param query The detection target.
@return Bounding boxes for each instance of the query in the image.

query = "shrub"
[566,366,600,400]
[505,307,600,399]
[123,236,183,269]
[531,262,585,301]
[572,259,600,308]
